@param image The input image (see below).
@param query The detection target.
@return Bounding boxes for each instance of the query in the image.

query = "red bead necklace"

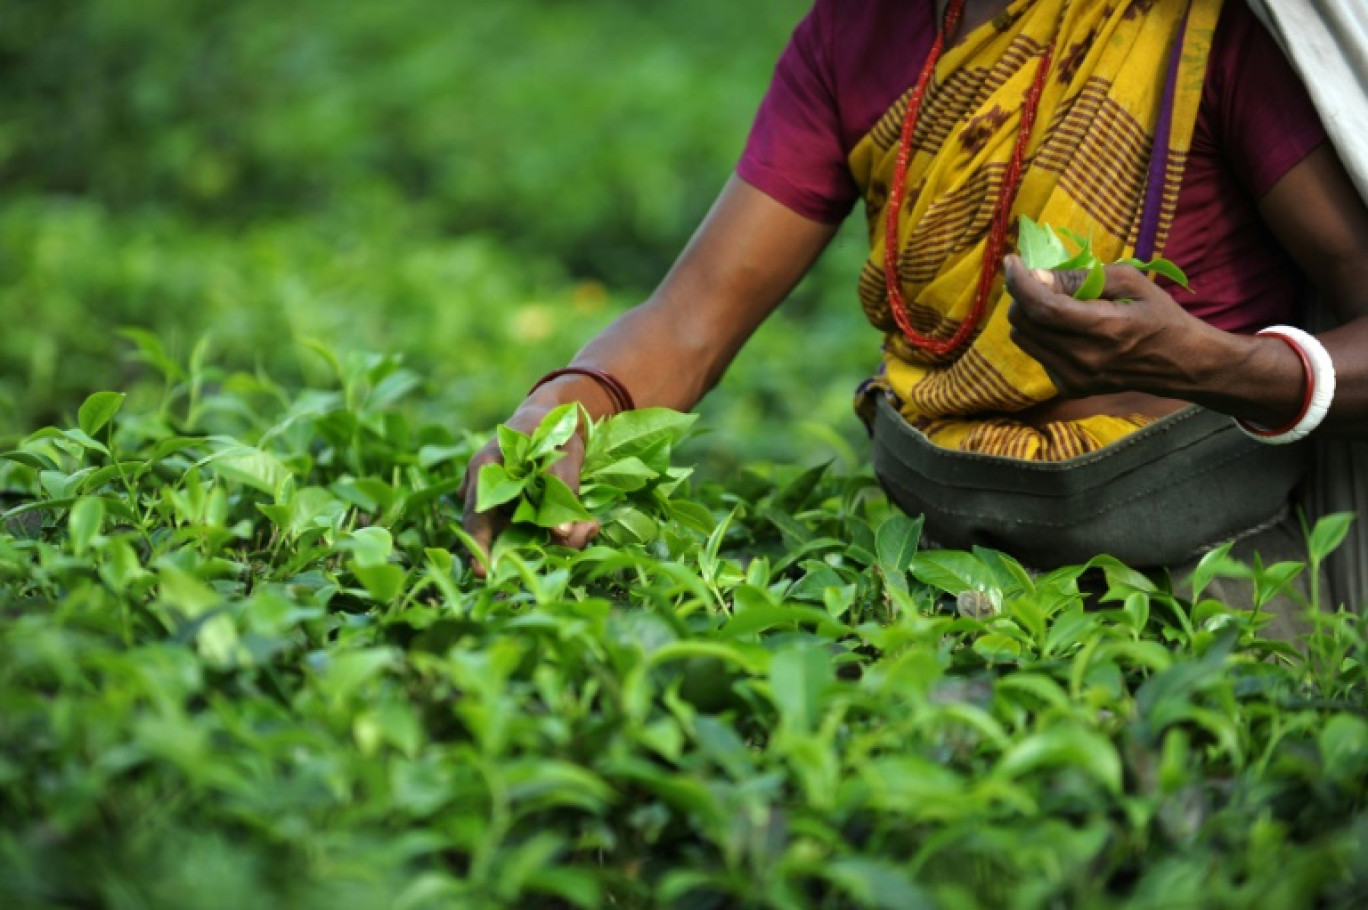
[883,0,1057,358]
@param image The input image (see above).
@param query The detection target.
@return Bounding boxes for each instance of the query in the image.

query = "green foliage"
[0,0,871,446]
[1017,216,1191,299]
[476,405,697,537]
[3,2,1364,906]
[0,0,805,287]
[1,354,1365,908]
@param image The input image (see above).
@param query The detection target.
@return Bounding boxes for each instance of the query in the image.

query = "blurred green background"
[0,0,875,469]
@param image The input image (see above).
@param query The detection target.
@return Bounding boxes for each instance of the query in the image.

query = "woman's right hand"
[458,389,603,577]
[457,177,842,575]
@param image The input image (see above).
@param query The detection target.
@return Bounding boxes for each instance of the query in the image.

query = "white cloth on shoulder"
[1245,0,1368,203]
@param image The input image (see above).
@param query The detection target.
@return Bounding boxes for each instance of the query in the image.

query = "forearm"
[527,297,736,419]
[1180,317,1368,438]
[522,175,839,420]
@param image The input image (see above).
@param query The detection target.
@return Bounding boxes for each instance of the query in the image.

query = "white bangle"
[1234,324,1336,445]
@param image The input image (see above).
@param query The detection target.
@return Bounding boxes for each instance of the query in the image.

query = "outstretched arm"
[460,176,840,565]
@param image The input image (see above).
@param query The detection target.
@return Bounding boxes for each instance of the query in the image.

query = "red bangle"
[529,367,636,415]
[1235,331,1314,438]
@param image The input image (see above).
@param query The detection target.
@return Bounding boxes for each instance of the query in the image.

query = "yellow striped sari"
[853,0,1222,460]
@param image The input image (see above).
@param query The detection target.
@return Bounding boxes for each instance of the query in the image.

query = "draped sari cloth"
[853,0,1223,461]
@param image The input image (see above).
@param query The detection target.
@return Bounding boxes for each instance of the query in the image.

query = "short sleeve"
[1208,1,1328,198]
[736,2,860,223]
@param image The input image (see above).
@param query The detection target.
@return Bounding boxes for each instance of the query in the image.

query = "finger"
[1048,267,1091,298]
[459,439,501,501]
[1009,324,1062,374]
[534,427,601,550]
[460,449,504,578]
[1003,256,1098,333]
[1098,263,1159,302]
[1002,255,1066,322]
[553,519,601,551]
[1022,260,1158,303]
[1010,329,1086,396]
[462,494,503,579]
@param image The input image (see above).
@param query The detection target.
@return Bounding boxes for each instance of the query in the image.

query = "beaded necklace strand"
[883,0,1057,357]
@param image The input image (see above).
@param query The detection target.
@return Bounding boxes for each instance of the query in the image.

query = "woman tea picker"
[461,0,1368,622]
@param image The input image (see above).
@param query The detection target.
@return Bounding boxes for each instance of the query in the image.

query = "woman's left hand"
[1002,253,1227,401]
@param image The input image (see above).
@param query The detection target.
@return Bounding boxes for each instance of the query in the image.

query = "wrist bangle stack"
[1235,325,1336,445]
[529,367,636,416]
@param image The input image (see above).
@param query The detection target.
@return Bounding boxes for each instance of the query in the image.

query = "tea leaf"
[1118,256,1192,289]
[77,391,126,438]
[1074,261,1107,300]
[911,549,999,596]
[769,645,833,732]
[200,445,290,494]
[822,858,936,910]
[1017,215,1070,270]
[1307,512,1354,564]
[589,407,697,461]
[1319,714,1368,784]
[995,725,1122,794]
[1189,541,1238,603]
[345,526,394,567]
[535,474,593,527]
[1,450,60,471]
[476,462,527,512]
[68,496,105,554]
[875,513,922,592]
[354,563,407,602]
[528,403,581,460]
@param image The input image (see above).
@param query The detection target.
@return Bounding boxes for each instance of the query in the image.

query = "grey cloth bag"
[871,396,1310,571]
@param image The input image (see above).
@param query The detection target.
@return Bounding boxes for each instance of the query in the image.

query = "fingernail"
[554,523,574,537]
[1032,269,1055,287]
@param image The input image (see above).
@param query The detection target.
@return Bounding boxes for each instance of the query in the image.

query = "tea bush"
[1,363,1365,908]
[0,0,806,286]
[0,0,870,440]
[3,1,1366,906]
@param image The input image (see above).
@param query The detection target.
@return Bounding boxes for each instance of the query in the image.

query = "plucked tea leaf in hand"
[1017,215,1071,270]
[1072,263,1105,300]
[1118,256,1192,290]
[1018,217,1191,298]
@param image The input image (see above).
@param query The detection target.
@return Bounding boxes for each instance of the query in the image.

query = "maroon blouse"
[736,0,1329,333]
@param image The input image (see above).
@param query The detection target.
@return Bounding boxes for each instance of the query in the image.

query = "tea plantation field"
[2,1,1365,907]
